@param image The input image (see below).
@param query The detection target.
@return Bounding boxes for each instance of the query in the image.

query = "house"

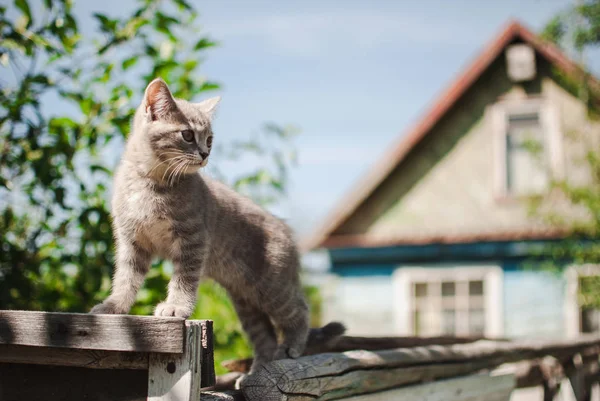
[302,21,600,339]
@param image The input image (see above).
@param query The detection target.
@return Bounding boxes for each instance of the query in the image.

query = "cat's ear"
[195,96,221,120]
[144,78,177,121]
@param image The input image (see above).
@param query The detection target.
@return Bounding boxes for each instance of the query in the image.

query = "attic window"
[506,44,536,82]
[490,99,563,199]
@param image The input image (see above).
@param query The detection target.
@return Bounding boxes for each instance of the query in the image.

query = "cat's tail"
[305,321,346,352]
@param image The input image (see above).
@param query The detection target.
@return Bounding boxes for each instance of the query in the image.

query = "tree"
[0,0,305,373]
[533,0,600,309]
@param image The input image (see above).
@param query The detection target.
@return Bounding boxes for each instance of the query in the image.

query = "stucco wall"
[334,53,599,239]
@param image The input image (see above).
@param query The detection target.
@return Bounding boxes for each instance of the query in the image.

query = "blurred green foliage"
[0,0,319,372]
[532,0,600,307]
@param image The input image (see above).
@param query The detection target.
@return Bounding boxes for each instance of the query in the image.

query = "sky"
[73,0,600,238]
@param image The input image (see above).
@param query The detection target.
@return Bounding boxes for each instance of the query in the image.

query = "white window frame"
[490,97,564,199]
[564,264,600,338]
[392,265,504,337]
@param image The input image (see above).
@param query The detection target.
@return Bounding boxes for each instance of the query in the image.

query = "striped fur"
[90,79,336,373]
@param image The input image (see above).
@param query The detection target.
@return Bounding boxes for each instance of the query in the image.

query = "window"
[565,265,600,337]
[393,266,503,337]
[491,99,562,198]
[506,112,548,195]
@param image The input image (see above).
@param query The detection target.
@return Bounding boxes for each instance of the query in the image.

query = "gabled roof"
[303,20,599,251]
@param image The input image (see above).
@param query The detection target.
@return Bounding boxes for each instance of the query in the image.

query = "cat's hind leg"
[232,296,278,374]
[270,291,310,360]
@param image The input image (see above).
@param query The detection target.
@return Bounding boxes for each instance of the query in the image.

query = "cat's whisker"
[164,159,179,185]
[167,160,180,187]
[177,160,192,185]
[161,156,187,183]
[147,157,177,177]
[168,158,187,187]
[147,153,187,178]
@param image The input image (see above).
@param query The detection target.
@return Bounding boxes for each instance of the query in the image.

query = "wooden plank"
[0,362,148,401]
[339,373,515,401]
[147,320,204,401]
[201,319,216,388]
[241,336,600,401]
[0,310,185,353]
[222,334,489,373]
[243,359,495,401]
[0,344,148,369]
[200,391,245,401]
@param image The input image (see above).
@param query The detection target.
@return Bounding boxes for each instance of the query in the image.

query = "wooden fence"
[0,310,214,401]
[1,310,599,401]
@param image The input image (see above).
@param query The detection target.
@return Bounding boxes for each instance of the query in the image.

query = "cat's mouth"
[187,158,208,168]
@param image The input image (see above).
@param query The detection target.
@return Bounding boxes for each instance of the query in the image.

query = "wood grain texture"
[338,373,515,401]
[0,344,148,369]
[222,334,490,373]
[201,391,245,401]
[0,310,186,353]
[241,336,600,401]
[201,319,216,388]
[242,358,493,401]
[147,320,204,401]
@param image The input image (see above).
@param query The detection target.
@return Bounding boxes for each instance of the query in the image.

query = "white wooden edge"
[148,320,203,401]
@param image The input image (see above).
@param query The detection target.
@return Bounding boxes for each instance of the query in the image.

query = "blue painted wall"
[503,270,565,338]
[326,240,568,338]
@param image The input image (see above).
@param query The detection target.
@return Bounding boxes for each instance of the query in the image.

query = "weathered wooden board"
[0,344,148,369]
[223,334,489,373]
[243,359,493,401]
[0,362,148,401]
[241,336,600,401]
[201,391,245,401]
[201,319,216,388]
[0,310,185,353]
[338,373,515,401]
[147,320,204,401]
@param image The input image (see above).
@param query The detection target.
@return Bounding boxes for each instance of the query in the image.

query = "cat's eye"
[181,129,194,142]
[206,136,213,148]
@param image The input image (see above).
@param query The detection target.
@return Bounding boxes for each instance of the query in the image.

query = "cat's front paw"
[90,302,122,314]
[154,302,191,318]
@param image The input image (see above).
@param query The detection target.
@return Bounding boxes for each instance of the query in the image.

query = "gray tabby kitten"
[90,79,343,372]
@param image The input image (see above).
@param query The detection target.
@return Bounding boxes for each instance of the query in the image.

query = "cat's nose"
[199,151,209,159]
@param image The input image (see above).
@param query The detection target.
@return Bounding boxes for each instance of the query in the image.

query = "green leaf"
[173,0,193,11]
[15,0,32,27]
[93,13,118,34]
[540,16,565,44]
[122,56,138,70]
[199,81,220,92]
[90,164,111,175]
[194,37,218,51]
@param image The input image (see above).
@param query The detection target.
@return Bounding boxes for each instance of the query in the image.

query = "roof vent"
[505,44,536,82]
